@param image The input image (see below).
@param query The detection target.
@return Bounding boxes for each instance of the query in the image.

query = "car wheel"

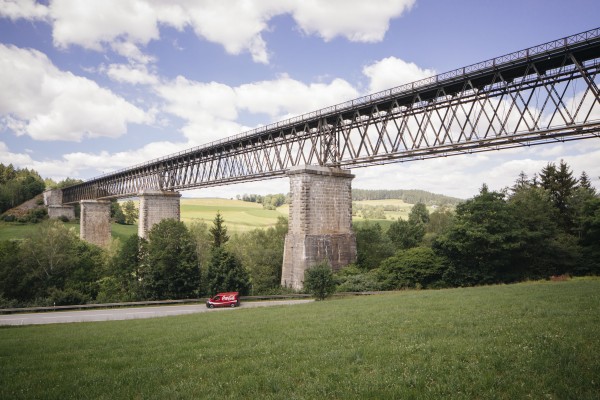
[230,303,235,308]
[209,304,214,309]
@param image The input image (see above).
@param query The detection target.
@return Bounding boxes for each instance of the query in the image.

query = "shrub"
[304,262,336,300]
[1,214,16,222]
[48,288,90,306]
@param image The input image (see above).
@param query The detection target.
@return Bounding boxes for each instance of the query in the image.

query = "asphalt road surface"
[0,299,313,326]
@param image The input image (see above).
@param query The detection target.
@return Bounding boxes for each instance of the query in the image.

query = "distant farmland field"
[1,197,414,239]
[180,198,287,233]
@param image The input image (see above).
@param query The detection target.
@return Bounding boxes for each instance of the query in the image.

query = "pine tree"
[539,160,577,230]
[209,212,229,248]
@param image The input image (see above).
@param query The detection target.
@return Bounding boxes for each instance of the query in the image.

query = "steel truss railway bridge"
[62,28,600,203]
[51,28,600,289]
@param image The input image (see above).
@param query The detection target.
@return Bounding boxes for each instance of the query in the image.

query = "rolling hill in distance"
[0,189,461,240]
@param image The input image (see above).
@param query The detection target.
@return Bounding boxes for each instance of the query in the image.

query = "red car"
[206,292,240,308]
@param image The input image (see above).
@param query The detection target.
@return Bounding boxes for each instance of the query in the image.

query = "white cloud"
[0,139,191,181]
[103,63,158,85]
[236,75,359,119]
[3,0,413,64]
[0,44,150,141]
[290,0,415,42]
[363,56,436,93]
[62,140,189,173]
[155,73,359,144]
[157,76,238,122]
[179,0,285,64]
[0,0,49,21]
[50,0,159,60]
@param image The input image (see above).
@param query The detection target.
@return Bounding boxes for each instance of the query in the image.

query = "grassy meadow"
[0,197,413,240]
[0,220,137,241]
[180,198,287,232]
[1,278,599,399]
[353,198,415,221]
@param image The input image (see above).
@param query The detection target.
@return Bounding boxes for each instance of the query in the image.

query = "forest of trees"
[238,193,289,210]
[0,160,598,307]
[352,189,462,206]
[0,163,46,214]
[340,161,600,291]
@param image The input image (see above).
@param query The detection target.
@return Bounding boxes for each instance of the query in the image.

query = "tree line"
[352,189,462,206]
[0,163,46,214]
[238,193,289,210]
[0,211,285,307]
[0,160,598,307]
[340,161,599,291]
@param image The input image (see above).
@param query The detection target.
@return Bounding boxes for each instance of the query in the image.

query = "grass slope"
[0,221,137,242]
[1,279,599,399]
[0,197,411,240]
[180,198,286,233]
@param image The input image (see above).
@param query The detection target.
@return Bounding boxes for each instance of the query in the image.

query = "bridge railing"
[79,27,600,184]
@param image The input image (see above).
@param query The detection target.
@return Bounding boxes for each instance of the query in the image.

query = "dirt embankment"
[2,194,45,217]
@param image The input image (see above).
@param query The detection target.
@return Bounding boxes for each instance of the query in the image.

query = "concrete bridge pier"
[138,189,182,239]
[80,200,111,248]
[43,189,75,220]
[282,165,357,290]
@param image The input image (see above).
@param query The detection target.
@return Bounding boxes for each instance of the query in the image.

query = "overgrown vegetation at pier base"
[1,278,599,399]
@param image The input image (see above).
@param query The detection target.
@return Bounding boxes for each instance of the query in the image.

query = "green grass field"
[180,198,287,233]
[1,278,598,399]
[0,197,401,240]
[0,197,441,240]
[0,221,137,241]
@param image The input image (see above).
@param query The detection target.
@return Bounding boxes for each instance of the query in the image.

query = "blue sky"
[1,0,599,199]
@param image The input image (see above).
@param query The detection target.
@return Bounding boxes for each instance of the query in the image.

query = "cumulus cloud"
[50,0,159,62]
[363,56,436,93]
[0,44,150,141]
[290,0,415,42]
[0,0,49,21]
[155,74,359,143]
[3,0,414,64]
[235,75,359,119]
[0,139,191,181]
[103,63,159,85]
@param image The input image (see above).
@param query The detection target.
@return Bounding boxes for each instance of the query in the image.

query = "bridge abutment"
[80,200,111,248]
[138,190,182,239]
[43,189,75,220]
[282,165,356,290]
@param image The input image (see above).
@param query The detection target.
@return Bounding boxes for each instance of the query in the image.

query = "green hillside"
[0,196,419,240]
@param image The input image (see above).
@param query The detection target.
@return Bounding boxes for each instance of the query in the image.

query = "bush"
[48,288,90,306]
[28,208,48,223]
[1,214,15,222]
[304,262,336,300]
[335,268,382,292]
[58,215,70,222]
[378,247,448,290]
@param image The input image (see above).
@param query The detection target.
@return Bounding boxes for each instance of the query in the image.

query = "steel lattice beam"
[62,28,600,204]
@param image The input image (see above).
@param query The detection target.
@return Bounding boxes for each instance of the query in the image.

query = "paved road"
[0,300,312,326]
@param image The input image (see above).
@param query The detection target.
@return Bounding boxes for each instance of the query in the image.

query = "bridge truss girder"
[62,29,600,204]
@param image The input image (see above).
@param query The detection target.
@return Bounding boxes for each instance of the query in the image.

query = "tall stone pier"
[138,190,181,239]
[80,200,111,248]
[282,165,356,290]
